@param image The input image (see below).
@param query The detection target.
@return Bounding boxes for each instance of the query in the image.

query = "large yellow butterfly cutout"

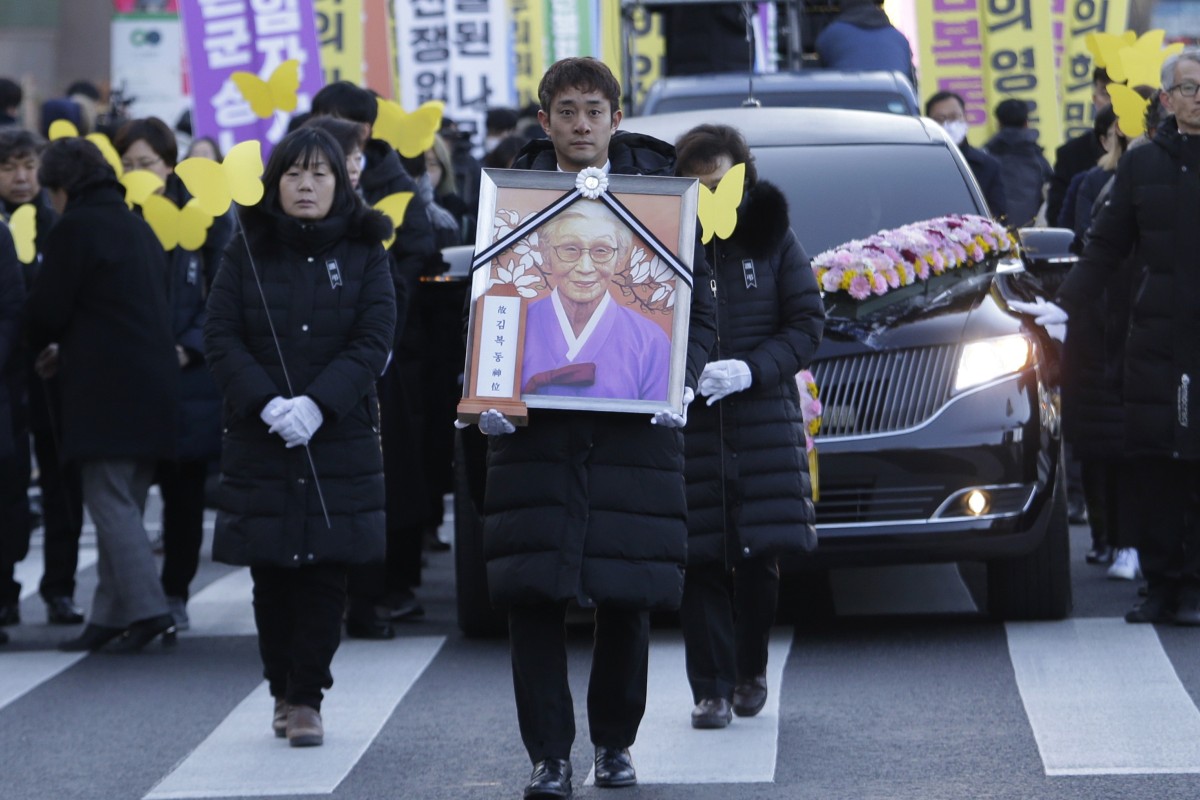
[374,192,414,249]
[9,204,37,264]
[1086,31,1137,74]
[374,99,444,158]
[47,121,126,178]
[141,194,215,252]
[176,140,264,216]
[1109,83,1151,139]
[696,162,745,244]
[231,60,301,119]
[120,170,165,207]
[1087,30,1182,85]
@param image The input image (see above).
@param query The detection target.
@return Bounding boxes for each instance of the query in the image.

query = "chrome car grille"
[810,344,960,437]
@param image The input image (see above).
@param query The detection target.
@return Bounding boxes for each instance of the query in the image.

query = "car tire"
[453,432,507,638]
[985,468,1073,621]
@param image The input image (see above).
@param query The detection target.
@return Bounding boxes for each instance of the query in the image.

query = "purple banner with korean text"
[179,0,324,157]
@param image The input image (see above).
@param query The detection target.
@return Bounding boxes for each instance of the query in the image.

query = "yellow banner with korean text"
[1060,0,1130,142]
[510,0,547,109]
[915,0,988,129]
[599,0,665,113]
[980,0,1060,150]
[315,0,365,86]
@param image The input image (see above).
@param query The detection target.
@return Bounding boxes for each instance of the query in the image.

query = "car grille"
[816,484,943,523]
[810,344,960,437]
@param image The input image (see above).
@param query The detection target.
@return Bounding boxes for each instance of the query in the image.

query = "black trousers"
[0,438,31,604]
[1080,458,1134,549]
[508,602,649,762]
[680,557,779,704]
[1126,458,1200,593]
[157,459,209,600]
[250,563,347,711]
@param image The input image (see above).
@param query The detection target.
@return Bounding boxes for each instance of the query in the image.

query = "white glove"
[1009,299,1068,326]
[478,408,516,436]
[698,359,752,406]
[260,396,294,428]
[269,395,324,448]
[651,386,694,429]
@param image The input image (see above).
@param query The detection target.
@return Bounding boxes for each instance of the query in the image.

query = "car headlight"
[954,335,1031,392]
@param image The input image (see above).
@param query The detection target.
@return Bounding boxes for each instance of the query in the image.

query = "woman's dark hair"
[482,134,527,169]
[303,116,365,160]
[113,117,178,165]
[38,137,116,195]
[1093,105,1117,145]
[674,123,758,187]
[259,126,358,219]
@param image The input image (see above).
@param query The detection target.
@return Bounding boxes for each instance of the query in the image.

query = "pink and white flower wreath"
[811,214,1017,301]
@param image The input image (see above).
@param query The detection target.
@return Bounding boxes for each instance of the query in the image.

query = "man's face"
[1163,59,1200,135]
[544,216,623,307]
[1092,80,1112,113]
[0,151,40,206]
[538,86,622,172]
[927,97,965,127]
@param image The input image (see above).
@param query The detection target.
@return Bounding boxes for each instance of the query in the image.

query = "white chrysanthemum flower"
[575,167,608,199]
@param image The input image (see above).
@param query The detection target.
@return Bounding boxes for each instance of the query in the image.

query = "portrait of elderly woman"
[520,199,672,402]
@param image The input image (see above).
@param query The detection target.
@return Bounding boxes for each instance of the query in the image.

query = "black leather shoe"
[524,758,572,799]
[106,614,177,653]
[733,675,768,717]
[593,746,636,788]
[0,602,20,626]
[691,697,733,729]
[1125,591,1176,624]
[345,614,395,639]
[1085,544,1114,565]
[45,596,85,625]
[58,623,124,652]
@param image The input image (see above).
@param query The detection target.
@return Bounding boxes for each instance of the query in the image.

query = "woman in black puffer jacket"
[674,124,824,728]
[204,127,395,748]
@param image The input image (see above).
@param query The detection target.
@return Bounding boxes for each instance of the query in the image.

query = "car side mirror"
[1018,228,1078,273]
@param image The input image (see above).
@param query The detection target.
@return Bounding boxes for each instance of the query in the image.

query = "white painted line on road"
[1007,618,1200,775]
[143,636,446,799]
[16,547,98,601]
[595,629,791,784]
[0,651,87,712]
[184,568,257,637]
[831,564,978,615]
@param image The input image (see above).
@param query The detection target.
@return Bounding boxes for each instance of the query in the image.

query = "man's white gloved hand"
[478,409,516,436]
[1009,298,1068,326]
[698,359,752,405]
[269,395,324,448]
[260,396,294,428]
[651,386,694,429]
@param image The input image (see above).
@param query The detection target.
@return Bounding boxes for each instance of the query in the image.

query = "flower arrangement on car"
[811,214,1018,301]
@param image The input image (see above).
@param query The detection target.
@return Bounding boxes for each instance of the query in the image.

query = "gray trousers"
[80,459,168,627]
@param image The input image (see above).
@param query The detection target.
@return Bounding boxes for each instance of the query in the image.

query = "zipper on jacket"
[1180,374,1191,428]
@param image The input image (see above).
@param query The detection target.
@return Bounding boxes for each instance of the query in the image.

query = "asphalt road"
[3,499,1200,800]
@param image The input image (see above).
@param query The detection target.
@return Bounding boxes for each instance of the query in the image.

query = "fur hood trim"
[729,180,791,259]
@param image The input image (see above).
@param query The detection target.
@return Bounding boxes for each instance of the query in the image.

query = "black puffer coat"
[204,203,396,567]
[483,131,718,610]
[685,182,824,565]
[1059,117,1200,460]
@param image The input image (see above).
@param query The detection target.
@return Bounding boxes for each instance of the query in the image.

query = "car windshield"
[755,143,985,255]
[653,91,912,116]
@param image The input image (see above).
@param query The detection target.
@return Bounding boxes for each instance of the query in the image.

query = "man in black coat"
[926,91,1008,222]
[473,57,717,799]
[1057,49,1200,626]
[1046,68,1112,228]
[0,220,24,645]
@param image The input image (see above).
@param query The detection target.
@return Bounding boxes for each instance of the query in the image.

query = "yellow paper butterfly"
[175,140,264,216]
[46,122,125,178]
[374,192,414,249]
[120,170,166,207]
[231,59,301,119]
[1108,83,1151,139]
[374,99,444,158]
[9,204,37,264]
[1086,31,1137,73]
[48,119,80,140]
[696,162,745,244]
[140,194,215,252]
[1121,39,1184,90]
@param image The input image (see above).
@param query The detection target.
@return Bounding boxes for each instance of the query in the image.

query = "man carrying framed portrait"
[460,57,716,799]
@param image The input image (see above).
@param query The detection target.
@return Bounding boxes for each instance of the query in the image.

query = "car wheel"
[985,468,1073,621]
[453,432,506,638]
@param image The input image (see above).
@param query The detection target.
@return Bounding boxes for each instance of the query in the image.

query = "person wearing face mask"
[925,91,1008,222]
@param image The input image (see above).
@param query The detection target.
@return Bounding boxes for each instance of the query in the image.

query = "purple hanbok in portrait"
[521,288,670,401]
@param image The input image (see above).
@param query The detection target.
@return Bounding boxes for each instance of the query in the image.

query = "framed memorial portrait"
[458,167,699,423]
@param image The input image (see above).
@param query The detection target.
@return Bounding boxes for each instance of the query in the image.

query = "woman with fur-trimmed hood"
[674,124,824,730]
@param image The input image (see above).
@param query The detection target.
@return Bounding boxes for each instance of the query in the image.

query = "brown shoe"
[286,704,324,747]
[272,698,289,738]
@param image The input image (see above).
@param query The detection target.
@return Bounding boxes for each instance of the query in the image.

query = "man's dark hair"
[0,78,21,110]
[674,123,758,188]
[38,137,116,195]
[113,117,179,166]
[486,107,518,133]
[0,127,45,163]
[304,116,366,158]
[924,90,965,117]
[311,81,378,125]
[1093,67,1111,85]
[259,126,360,220]
[537,57,621,115]
[994,98,1029,128]
[65,80,101,101]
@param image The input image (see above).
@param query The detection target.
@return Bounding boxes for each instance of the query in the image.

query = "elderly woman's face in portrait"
[280,153,336,219]
[543,215,623,308]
